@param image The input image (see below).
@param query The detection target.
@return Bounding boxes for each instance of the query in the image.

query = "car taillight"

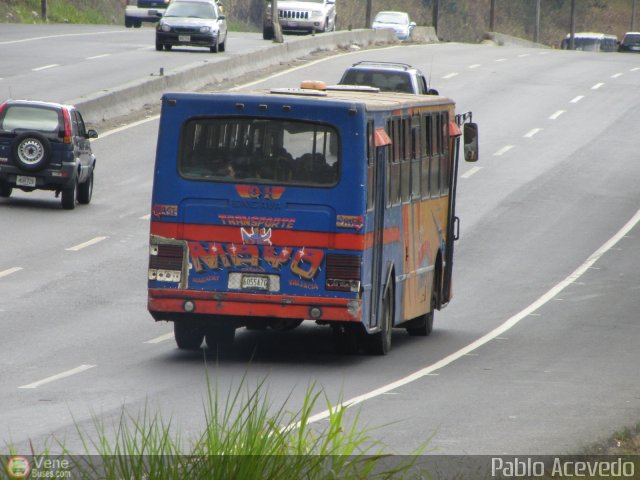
[62,108,72,144]
[325,254,361,292]
[149,241,185,283]
[0,101,6,116]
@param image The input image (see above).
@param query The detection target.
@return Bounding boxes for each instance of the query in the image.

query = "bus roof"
[164,86,455,113]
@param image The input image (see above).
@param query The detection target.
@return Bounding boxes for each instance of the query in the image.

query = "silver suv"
[263,0,337,39]
[338,61,438,95]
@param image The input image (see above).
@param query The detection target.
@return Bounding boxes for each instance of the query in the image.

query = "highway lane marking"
[494,145,514,156]
[0,267,23,279]
[570,95,584,103]
[140,213,151,220]
[100,115,160,139]
[18,364,96,389]
[86,54,111,60]
[518,53,530,57]
[591,82,605,90]
[611,73,623,78]
[461,166,482,179]
[631,67,640,72]
[65,236,108,252]
[468,64,481,69]
[145,332,174,344]
[0,30,127,46]
[299,209,640,427]
[495,58,507,62]
[442,72,459,79]
[32,64,59,71]
[523,128,542,138]
[549,110,565,120]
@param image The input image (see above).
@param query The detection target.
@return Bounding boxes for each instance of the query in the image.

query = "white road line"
[591,82,605,90]
[460,166,482,179]
[145,332,175,344]
[611,73,623,79]
[631,67,640,72]
[443,72,459,79]
[32,64,59,71]
[523,128,542,138]
[18,364,96,389]
[140,213,151,220]
[65,236,108,252]
[468,64,481,69]
[495,58,507,62]
[518,53,530,57]
[86,54,111,60]
[549,110,565,120]
[100,115,161,139]
[0,267,23,279]
[298,209,640,427]
[494,145,514,156]
[570,95,584,104]
[0,30,125,46]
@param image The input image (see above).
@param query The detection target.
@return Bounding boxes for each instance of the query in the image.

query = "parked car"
[618,32,640,52]
[263,0,337,40]
[0,100,97,210]
[125,0,171,28]
[156,0,227,53]
[338,61,438,95]
[371,11,415,41]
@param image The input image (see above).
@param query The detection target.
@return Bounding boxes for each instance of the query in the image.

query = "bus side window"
[421,114,431,200]
[430,114,441,198]
[401,117,411,204]
[440,112,450,196]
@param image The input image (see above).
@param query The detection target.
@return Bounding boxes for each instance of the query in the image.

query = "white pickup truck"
[263,0,337,40]
[124,0,170,28]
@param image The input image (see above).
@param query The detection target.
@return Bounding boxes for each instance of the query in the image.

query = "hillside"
[1,0,638,47]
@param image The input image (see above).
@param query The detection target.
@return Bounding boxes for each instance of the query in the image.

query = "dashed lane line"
[145,332,175,344]
[523,128,542,138]
[549,110,565,120]
[65,236,108,252]
[0,267,23,279]
[570,95,584,104]
[494,145,514,156]
[591,82,605,90]
[18,364,96,389]
[32,64,59,71]
[460,166,482,179]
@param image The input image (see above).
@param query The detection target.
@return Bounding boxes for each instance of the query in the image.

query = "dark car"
[0,100,97,210]
[339,61,438,95]
[155,0,227,53]
[618,32,640,52]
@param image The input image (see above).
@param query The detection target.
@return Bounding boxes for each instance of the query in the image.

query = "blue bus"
[148,81,478,355]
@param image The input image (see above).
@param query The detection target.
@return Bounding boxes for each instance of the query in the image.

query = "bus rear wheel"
[174,320,204,350]
[363,287,393,355]
[205,323,235,356]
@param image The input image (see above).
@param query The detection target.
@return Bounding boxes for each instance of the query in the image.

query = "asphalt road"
[1,25,640,458]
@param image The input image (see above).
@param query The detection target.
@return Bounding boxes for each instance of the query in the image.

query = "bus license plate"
[16,175,36,187]
[178,35,190,42]
[241,275,269,291]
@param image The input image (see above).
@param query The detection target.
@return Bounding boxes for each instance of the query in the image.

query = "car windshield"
[623,33,640,43]
[180,117,340,186]
[0,106,59,133]
[374,12,408,25]
[164,2,217,19]
[340,70,412,93]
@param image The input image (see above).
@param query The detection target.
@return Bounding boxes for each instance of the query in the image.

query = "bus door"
[369,127,391,328]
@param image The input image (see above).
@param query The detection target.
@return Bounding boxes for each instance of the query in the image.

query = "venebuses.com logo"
[6,456,31,479]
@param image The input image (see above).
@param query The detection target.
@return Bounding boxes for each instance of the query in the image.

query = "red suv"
[0,100,97,210]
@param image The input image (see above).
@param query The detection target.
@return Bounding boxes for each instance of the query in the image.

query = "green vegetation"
[3,374,421,479]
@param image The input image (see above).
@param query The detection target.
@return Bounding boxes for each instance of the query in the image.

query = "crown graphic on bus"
[241,227,273,245]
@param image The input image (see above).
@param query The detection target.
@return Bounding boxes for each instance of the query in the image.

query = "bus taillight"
[149,241,185,284]
[325,254,361,292]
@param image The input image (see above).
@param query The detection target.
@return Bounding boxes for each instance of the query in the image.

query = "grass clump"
[43,373,420,479]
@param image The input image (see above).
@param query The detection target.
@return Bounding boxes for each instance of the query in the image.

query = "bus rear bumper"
[148,289,361,322]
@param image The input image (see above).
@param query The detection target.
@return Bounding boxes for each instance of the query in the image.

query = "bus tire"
[205,323,235,356]
[174,320,204,350]
[364,287,393,355]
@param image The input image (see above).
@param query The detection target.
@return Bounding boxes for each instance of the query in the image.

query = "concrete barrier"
[483,32,548,49]
[72,28,402,126]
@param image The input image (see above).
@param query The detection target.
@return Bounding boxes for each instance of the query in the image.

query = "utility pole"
[489,0,496,31]
[432,0,439,35]
[41,0,47,21]
[534,0,540,43]
[272,0,283,43]
[366,0,373,28]
[632,0,637,31]
[569,0,576,50]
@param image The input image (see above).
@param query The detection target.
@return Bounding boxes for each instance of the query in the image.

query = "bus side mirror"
[463,123,479,162]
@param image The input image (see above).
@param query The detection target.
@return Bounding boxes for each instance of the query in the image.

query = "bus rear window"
[179,117,340,186]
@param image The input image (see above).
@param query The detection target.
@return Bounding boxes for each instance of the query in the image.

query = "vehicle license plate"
[178,35,190,42]
[241,275,269,291]
[16,175,36,187]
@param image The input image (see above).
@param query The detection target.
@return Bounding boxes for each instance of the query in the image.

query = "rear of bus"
[147,90,367,350]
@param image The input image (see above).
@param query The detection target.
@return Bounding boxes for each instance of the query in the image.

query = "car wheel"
[204,323,235,357]
[363,286,393,355]
[0,183,12,198]
[61,181,77,210]
[174,321,204,350]
[210,41,219,53]
[11,132,51,172]
[263,26,274,40]
[219,35,226,52]
[164,44,172,51]
[155,41,163,51]
[77,172,93,205]
[125,17,133,28]
[134,19,142,28]
[323,18,330,33]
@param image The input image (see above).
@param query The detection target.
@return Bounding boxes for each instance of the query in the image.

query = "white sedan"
[372,11,416,40]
